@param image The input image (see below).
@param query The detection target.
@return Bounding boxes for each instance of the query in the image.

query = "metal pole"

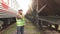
[36,0,39,27]
[8,0,9,5]
[11,0,12,7]
[37,0,38,12]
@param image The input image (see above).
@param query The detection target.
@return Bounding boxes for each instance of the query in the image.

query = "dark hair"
[18,9,23,11]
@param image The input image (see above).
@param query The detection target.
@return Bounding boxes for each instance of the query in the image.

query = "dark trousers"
[17,26,24,34]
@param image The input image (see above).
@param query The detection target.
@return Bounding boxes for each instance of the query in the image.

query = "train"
[26,0,60,32]
[0,0,16,31]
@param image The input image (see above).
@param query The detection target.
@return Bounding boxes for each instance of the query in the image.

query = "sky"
[16,0,32,15]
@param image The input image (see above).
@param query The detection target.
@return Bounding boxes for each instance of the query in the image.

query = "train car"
[26,0,60,32]
[0,0,16,31]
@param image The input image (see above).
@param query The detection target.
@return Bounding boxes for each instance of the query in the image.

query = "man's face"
[19,11,22,13]
[19,11,22,15]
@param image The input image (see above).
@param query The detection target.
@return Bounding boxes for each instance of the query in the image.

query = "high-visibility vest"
[16,17,25,26]
[16,13,25,26]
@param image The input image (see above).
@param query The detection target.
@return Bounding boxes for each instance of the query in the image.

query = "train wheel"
[7,20,11,25]
[0,21,4,30]
[57,25,60,32]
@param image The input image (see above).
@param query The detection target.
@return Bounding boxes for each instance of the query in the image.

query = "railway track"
[0,23,15,34]
[40,27,60,34]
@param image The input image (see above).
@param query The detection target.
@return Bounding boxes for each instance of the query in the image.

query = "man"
[16,9,25,34]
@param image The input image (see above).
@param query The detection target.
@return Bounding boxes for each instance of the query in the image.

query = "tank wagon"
[26,0,60,32]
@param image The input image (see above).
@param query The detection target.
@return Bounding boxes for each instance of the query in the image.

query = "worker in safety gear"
[16,9,25,34]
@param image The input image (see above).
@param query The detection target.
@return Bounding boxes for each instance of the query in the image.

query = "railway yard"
[0,20,60,34]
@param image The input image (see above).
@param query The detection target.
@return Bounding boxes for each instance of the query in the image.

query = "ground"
[1,20,40,34]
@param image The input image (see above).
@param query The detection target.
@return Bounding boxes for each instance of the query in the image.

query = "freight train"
[26,0,60,32]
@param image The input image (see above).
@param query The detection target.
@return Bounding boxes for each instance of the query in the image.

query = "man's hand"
[17,13,23,19]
